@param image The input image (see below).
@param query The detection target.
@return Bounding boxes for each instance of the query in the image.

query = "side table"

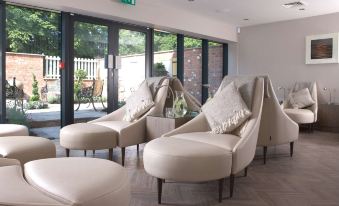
[146,115,194,140]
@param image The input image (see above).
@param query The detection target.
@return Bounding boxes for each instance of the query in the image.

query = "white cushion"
[288,88,315,109]
[202,82,252,134]
[24,157,130,206]
[123,81,154,122]
[0,124,29,137]
[144,137,232,182]
[284,108,315,124]
[0,165,65,206]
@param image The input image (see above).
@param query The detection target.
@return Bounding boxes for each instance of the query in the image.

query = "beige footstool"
[60,123,117,160]
[24,157,130,206]
[0,124,29,136]
[0,136,56,165]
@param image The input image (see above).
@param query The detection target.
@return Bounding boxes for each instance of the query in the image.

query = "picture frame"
[305,33,339,64]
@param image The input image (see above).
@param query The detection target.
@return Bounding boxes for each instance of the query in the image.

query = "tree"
[153,62,168,76]
[30,74,40,101]
[6,5,60,55]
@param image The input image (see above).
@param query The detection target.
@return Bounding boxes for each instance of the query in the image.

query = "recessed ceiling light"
[299,8,306,11]
[188,0,194,2]
[282,1,308,9]
[243,18,249,21]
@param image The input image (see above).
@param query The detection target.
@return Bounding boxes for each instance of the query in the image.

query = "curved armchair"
[283,82,318,131]
[89,77,169,165]
[144,76,264,203]
[258,76,299,164]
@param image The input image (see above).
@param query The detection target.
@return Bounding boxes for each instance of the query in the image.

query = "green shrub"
[26,101,48,110]
[154,62,168,76]
[48,95,61,104]
[74,69,87,96]
[30,74,40,102]
[6,107,30,127]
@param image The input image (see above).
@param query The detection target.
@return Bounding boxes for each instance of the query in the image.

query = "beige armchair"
[144,76,264,203]
[89,77,169,165]
[258,76,299,164]
[283,82,318,131]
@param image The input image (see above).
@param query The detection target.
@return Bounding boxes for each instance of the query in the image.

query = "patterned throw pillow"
[202,82,252,134]
[289,88,315,109]
[123,81,154,122]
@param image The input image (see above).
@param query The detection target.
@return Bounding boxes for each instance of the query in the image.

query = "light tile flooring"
[53,131,339,206]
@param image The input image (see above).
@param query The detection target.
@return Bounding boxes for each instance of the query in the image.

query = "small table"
[146,114,194,140]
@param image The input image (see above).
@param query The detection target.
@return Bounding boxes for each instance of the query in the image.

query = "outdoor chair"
[5,77,24,111]
[75,78,106,111]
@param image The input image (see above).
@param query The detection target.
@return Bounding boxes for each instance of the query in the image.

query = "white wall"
[238,12,339,103]
[10,0,237,43]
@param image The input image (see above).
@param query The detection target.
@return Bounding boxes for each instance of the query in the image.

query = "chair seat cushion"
[284,108,315,124]
[60,123,117,150]
[0,136,56,165]
[172,132,240,151]
[0,124,29,137]
[24,158,130,206]
[92,121,131,133]
[0,165,65,206]
[144,137,233,182]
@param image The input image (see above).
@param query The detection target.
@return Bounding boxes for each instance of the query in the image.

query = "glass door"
[117,28,146,107]
[73,21,109,122]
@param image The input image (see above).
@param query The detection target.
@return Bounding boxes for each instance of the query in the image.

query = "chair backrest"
[227,76,264,174]
[92,79,104,97]
[258,76,299,146]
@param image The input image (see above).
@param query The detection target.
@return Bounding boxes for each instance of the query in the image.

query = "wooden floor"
[54,131,339,206]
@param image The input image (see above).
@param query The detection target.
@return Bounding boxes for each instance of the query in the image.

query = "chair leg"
[100,96,106,109]
[75,99,81,111]
[230,174,235,198]
[137,144,139,156]
[109,148,113,161]
[290,142,294,157]
[91,98,98,111]
[244,167,248,177]
[121,147,126,166]
[93,150,95,155]
[263,146,268,164]
[84,150,87,156]
[157,178,163,204]
[218,178,224,203]
[66,149,70,157]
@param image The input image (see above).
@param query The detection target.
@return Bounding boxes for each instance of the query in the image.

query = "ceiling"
[141,0,339,27]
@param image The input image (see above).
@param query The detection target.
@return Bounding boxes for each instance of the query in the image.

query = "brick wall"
[6,52,45,98]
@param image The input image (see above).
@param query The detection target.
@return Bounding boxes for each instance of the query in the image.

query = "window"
[153,30,177,77]
[184,37,202,102]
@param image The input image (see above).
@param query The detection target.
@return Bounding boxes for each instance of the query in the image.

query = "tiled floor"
[53,131,339,206]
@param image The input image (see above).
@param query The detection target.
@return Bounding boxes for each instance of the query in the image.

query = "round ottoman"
[0,136,56,165]
[0,124,29,137]
[60,123,117,160]
[24,157,130,206]
[144,137,233,203]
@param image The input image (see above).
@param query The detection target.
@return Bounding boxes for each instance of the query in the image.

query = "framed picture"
[305,33,339,64]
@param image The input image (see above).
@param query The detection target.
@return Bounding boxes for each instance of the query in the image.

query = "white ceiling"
[141,0,339,27]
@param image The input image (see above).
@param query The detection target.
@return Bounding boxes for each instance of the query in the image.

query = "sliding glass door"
[117,28,146,107]
[73,21,108,122]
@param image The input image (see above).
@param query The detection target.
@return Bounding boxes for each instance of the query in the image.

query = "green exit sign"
[121,0,136,5]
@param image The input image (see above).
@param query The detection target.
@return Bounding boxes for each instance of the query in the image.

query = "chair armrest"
[162,113,210,137]
[89,106,126,123]
[119,115,147,147]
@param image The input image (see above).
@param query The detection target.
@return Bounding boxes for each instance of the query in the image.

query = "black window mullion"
[202,39,209,104]
[146,28,153,78]
[177,34,184,83]
[0,0,5,123]
[61,12,74,127]
[223,43,229,77]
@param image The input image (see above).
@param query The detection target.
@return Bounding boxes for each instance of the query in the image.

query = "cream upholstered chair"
[258,76,299,164]
[89,77,169,166]
[283,82,318,131]
[144,76,264,203]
